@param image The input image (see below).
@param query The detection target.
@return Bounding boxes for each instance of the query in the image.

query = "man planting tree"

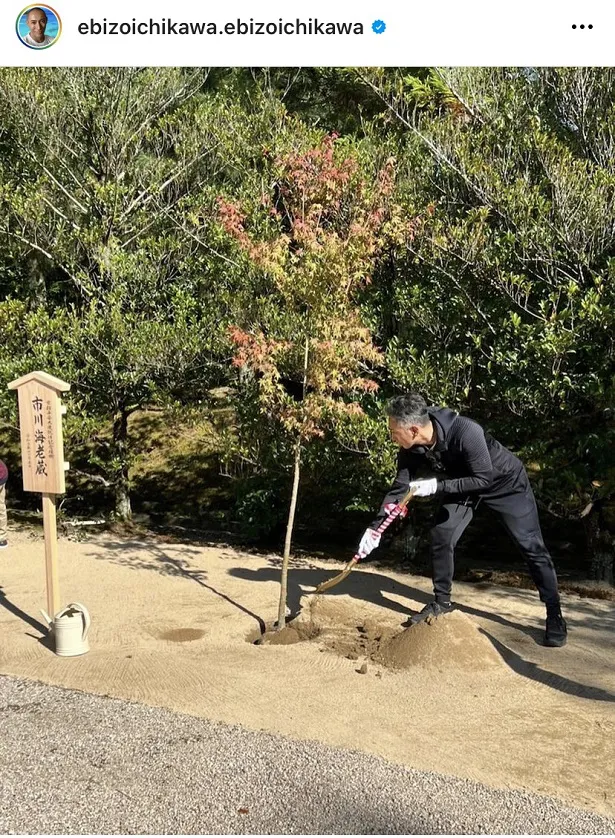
[359,394,567,647]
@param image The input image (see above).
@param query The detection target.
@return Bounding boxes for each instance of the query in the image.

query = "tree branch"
[71,468,113,488]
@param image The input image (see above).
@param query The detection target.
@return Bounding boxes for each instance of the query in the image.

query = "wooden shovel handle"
[355,487,416,561]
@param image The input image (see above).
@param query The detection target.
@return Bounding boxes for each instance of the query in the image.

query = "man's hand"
[408,477,438,497]
[358,528,381,557]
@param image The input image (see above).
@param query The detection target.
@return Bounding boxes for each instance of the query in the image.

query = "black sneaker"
[410,600,454,626]
[545,608,567,647]
[0,540,7,549]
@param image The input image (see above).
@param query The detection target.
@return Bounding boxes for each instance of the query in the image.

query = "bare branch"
[406,244,498,335]
[163,212,243,270]
[3,230,90,297]
[71,469,113,487]
[118,145,220,223]
[433,68,484,124]
[40,195,80,230]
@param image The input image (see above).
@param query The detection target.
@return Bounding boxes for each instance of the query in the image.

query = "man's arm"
[369,450,416,529]
[437,417,493,495]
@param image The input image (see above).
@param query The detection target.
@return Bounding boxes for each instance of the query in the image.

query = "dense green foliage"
[1,67,613,582]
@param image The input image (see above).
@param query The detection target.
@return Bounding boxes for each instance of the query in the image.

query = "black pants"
[430,471,560,608]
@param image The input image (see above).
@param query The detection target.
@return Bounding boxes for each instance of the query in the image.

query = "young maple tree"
[218,135,405,629]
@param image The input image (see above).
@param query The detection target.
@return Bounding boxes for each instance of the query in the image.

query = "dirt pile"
[253,598,504,674]
[303,595,361,627]
[260,626,301,645]
[253,611,321,646]
[374,610,502,671]
[294,595,396,657]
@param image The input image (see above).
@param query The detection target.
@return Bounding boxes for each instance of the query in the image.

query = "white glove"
[409,477,438,497]
[358,528,381,557]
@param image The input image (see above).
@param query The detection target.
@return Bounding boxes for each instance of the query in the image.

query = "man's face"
[388,417,420,449]
[26,9,48,41]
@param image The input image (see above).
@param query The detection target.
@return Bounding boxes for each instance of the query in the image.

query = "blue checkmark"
[372,19,386,34]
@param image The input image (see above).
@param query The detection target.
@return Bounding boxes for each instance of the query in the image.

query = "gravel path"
[1,674,614,835]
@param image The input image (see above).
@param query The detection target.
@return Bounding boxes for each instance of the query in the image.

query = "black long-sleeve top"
[370,407,523,529]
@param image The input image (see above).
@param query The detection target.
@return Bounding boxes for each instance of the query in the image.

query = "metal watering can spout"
[40,609,53,629]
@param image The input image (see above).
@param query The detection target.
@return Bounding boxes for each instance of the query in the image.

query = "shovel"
[313,487,416,595]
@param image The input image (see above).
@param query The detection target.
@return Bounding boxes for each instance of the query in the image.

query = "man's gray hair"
[386,394,430,426]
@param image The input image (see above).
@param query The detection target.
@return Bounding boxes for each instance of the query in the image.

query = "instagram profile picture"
[16,5,61,48]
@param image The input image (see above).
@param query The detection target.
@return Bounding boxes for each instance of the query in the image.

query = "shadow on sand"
[0,586,54,651]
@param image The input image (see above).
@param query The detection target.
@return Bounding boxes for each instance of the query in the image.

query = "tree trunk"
[584,500,614,586]
[277,434,302,630]
[276,336,309,631]
[112,409,132,522]
[26,255,47,309]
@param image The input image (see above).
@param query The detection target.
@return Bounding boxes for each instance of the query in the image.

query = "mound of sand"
[374,610,503,671]
[293,595,396,655]
[303,595,365,627]
[255,598,504,674]
[255,607,322,646]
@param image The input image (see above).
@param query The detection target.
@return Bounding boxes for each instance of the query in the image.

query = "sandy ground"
[1,525,614,819]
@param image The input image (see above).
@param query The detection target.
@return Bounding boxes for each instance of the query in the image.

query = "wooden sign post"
[7,371,70,623]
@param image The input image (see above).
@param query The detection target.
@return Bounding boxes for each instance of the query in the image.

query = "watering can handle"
[67,602,91,640]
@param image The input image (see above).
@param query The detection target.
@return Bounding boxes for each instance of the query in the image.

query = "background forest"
[1,67,614,585]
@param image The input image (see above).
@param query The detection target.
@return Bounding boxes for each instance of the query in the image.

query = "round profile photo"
[16,5,61,49]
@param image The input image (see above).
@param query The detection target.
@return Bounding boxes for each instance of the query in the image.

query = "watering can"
[41,602,91,656]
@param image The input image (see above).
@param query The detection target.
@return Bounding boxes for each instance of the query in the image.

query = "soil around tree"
[254,599,504,672]
[0,525,614,819]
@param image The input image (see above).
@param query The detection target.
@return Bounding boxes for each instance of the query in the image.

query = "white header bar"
[1,0,612,66]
